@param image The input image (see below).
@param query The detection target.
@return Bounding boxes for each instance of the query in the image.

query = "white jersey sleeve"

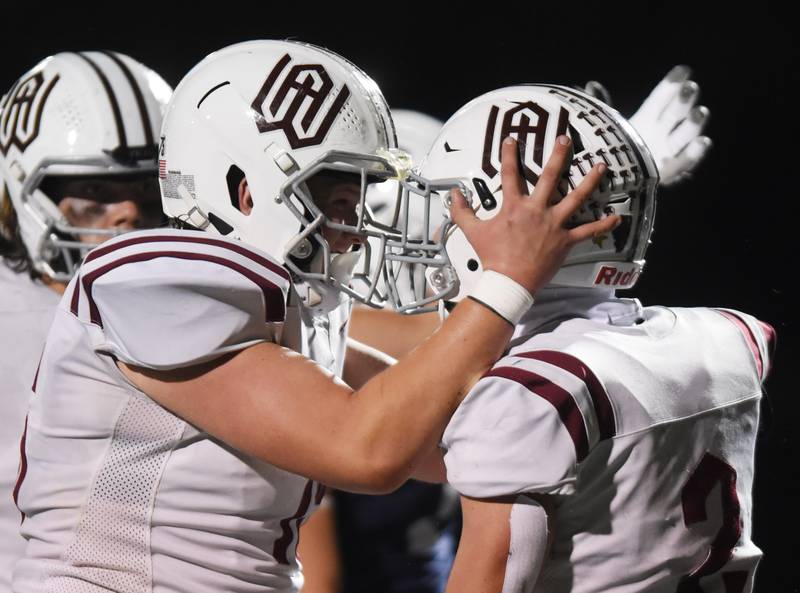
[713,308,776,383]
[442,349,613,498]
[67,229,291,370]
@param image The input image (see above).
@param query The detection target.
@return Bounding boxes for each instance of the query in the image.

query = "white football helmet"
[0,51,172,281]
[415,84,659,305]
[159,40,443,313]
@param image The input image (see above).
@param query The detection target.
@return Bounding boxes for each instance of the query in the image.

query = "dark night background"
[2,2,795,591]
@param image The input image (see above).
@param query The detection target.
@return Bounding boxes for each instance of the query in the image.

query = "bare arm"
[298,495,341,593]
[348,307,441,359]
[119,137,616,494]
[342,337,396,389]
[445,495,551,593]
[120,298,510,492]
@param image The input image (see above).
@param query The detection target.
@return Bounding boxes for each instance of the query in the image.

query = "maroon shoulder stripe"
[81,251,286,327]
[715,310,765,379]
[274,479,314,565]
[13,416,29,523]
[84,233,290,282]
[485,366,589,461]
[31,349,45,393]
[70,277,81,316]
[514,350,616,440]
[758,320,777,376]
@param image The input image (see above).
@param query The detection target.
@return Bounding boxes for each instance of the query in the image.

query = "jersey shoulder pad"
[443,346,616,498]
[68,229,291,370]
[711,308,776,382]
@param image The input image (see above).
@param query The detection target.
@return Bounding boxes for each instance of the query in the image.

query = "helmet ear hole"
[226,165,246,212]
[612,215,633,252]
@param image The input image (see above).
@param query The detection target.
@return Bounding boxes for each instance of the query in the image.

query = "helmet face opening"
[278,150,429,310]
[0,50,171,281]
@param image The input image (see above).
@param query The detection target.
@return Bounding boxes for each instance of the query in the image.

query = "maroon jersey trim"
[81,251,286,327]
[484,366,589,461]
[84,233,291,283]
[514,350,616,440]
[273,479,314,565]
[714,310,768,381]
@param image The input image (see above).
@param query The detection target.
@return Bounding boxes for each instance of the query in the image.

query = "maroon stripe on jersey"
[314,482,327,505]
[82,251,286,327]
[715,310,764,379]
[70,277,81,316]
[12,416,29,523]
[274,479,314,565]
[84,234,291,282]
[485,366,589,461]
[758,320,777,376]
[31,349,44,393]
[514,350,616,440]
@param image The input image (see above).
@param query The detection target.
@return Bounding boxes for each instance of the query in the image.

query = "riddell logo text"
[594,265,640,287]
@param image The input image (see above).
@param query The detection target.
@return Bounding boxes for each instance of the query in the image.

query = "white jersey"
[13,229,349,593]
[442,293,774,593]
[0,262,59,590]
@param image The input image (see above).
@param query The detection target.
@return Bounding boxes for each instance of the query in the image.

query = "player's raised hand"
[630,65,712,186]
[449,136,620,295]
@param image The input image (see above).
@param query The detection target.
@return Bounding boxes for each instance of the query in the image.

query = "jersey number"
[677,452,749,593]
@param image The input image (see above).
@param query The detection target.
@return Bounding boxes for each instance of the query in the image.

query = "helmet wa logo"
[0,72,60,156]
[482,102,570,186]
[251,53,350,149]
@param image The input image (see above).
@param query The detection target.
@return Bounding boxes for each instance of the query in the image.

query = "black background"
[2,2,795,590]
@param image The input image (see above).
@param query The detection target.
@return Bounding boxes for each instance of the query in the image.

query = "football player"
[12,40,617,593]
[410,84,771,593]
[0,51,171,589]
[303,66,714,593]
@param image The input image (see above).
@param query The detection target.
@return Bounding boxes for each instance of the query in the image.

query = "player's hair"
[0,183,36,277]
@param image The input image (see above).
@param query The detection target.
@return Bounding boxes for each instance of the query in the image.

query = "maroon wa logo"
[0,72,60,156]
[251,53,351,149]
[482,102,570,185]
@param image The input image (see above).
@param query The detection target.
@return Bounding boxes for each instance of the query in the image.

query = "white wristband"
[467,270,534,325]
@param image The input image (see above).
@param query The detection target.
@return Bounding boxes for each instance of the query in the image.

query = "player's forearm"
[339,299,512,492]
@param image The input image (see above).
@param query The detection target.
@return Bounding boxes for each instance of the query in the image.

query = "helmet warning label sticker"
[160,170,196,201]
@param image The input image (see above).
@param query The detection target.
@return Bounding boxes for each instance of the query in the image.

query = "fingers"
[530,135,573,203]
[661,80,700,129]
[669,105,710,151]
[567,214,621,244]
[552,162,606,222]
[500,137,527,199]
[630,64,692,128]
[448,187,479,237]
[660,136,712,185]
